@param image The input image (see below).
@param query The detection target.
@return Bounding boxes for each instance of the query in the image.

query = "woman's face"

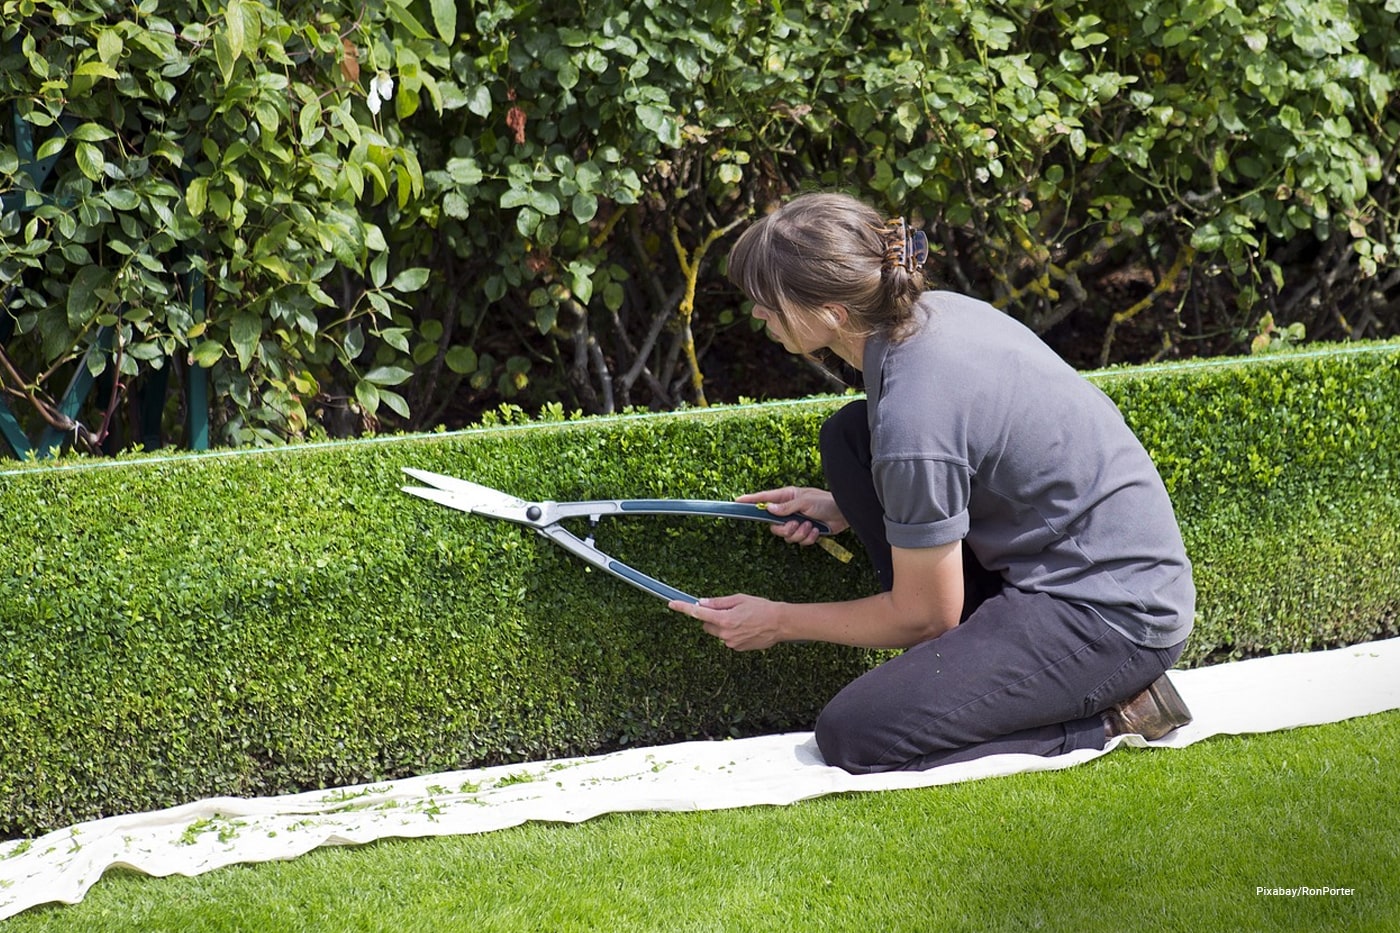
[751,303,840,356]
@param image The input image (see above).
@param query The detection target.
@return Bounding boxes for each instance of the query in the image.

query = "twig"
[619,282,683,404]
[669,214,747,407]
[1099,245,1196,367]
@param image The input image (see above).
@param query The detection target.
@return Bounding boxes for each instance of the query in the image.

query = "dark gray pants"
[814,401,1185,773]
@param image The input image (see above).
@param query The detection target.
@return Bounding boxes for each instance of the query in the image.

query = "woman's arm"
[669,540,966,650]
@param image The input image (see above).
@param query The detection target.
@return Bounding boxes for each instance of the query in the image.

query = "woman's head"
[726,192,927,349]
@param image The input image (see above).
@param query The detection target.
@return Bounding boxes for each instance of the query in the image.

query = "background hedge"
[2,0,1397,452]
[2,341,1399,837]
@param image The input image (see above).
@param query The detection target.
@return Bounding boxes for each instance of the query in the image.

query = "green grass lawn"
[9,710,1399,932]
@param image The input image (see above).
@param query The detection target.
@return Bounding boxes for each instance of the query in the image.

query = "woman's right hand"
[737,486,850,545]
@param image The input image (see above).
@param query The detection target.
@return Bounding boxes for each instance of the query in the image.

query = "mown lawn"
[9,710,1399,932]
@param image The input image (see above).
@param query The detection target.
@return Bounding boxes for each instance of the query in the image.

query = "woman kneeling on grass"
[668,192,1196,773]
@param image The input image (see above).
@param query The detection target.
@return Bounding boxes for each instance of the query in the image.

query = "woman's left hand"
[668,594,787,651]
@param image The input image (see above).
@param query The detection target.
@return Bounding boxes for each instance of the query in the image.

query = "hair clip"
[883,218,928,273]
[906,228,929,270]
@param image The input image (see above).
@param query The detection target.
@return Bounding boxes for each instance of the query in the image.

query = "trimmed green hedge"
[1103,343,1400,664]
[3,342,1399,837]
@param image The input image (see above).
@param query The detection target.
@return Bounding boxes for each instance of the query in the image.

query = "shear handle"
[537,523,698,604]
[547,499,831,535]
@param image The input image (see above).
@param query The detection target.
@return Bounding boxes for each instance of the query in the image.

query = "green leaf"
[445,346,478,374]
[574,162,602,192]
[225,0,245,62]
[354,379,380,414]
[104,188,140,211]
[381,327,411,353]
[73,61,120,80]
[318,215,362,267]
[1161,25,1190,47]
[344,325,365,361]
[378,388,411,419]
[501,187,531,210]
[636,104,682,147]
[603,281,624,312]
[67,266,113,328]
[528,189,561,216]
[387,3,430,39]
[214,31,235,84]
[466,84,492,117]
[186,177,208,217]
[557,60,579,90]
[567,260,595,304]
[571,192,598,224]
[230,311,262,371]
[870,159,895,192]
[97,28,123,63]
[191,341,223,367]
[364,365,412,386]
[254,255,294,281]
[253,100,280,133]
[515,207,541,237]
[127,341,164,362]
[391,267,431,292]
[429,0,456,43]
[1190,224,1224,252]
[1069,129,1087,159]
[534,302,557,334]
[298,98,322,143]
[444,191,470,219]
[70,123,115,142]
[446,157,483,186]
[36,137,66,161]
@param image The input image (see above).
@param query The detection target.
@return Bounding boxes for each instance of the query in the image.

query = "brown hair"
[726,192,927,342]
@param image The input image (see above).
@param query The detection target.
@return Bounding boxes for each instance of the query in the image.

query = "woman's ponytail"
[727,192,929,343]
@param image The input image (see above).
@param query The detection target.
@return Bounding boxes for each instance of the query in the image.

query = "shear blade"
[400,485,484,514]
[400,468,530,511]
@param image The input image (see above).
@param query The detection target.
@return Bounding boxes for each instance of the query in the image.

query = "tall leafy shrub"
[2,0,1396,451]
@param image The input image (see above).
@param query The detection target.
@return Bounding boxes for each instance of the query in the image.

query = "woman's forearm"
[774,591,957,649]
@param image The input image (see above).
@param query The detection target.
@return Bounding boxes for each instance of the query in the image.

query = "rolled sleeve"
[874,457,971,549]
[884,512,969,549]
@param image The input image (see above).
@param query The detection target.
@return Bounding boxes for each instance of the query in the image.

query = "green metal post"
[0,398,31,458]
[184,268,209,450]
[35,326,114,455]
[139,366,169,452]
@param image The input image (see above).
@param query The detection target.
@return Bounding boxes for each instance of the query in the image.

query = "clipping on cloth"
[3,636,1400,920]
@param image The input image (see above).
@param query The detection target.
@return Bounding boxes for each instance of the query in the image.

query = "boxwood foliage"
[2,342,1399,837]
[0,399,881,837]
[1098,342,1400,667]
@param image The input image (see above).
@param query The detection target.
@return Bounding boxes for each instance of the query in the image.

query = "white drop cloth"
[3,637,1399,920]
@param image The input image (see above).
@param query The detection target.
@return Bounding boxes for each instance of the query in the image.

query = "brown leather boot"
[1104,674,1193,740]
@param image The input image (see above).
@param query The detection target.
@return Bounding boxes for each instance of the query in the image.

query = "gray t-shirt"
[863,291,1195,648]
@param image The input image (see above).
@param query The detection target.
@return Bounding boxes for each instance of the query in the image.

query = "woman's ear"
[821,303,851,329]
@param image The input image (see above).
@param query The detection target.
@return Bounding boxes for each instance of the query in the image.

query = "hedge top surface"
[2,340,1396,481]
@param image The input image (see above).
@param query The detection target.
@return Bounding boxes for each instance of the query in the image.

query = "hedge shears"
[401,468,849,604]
